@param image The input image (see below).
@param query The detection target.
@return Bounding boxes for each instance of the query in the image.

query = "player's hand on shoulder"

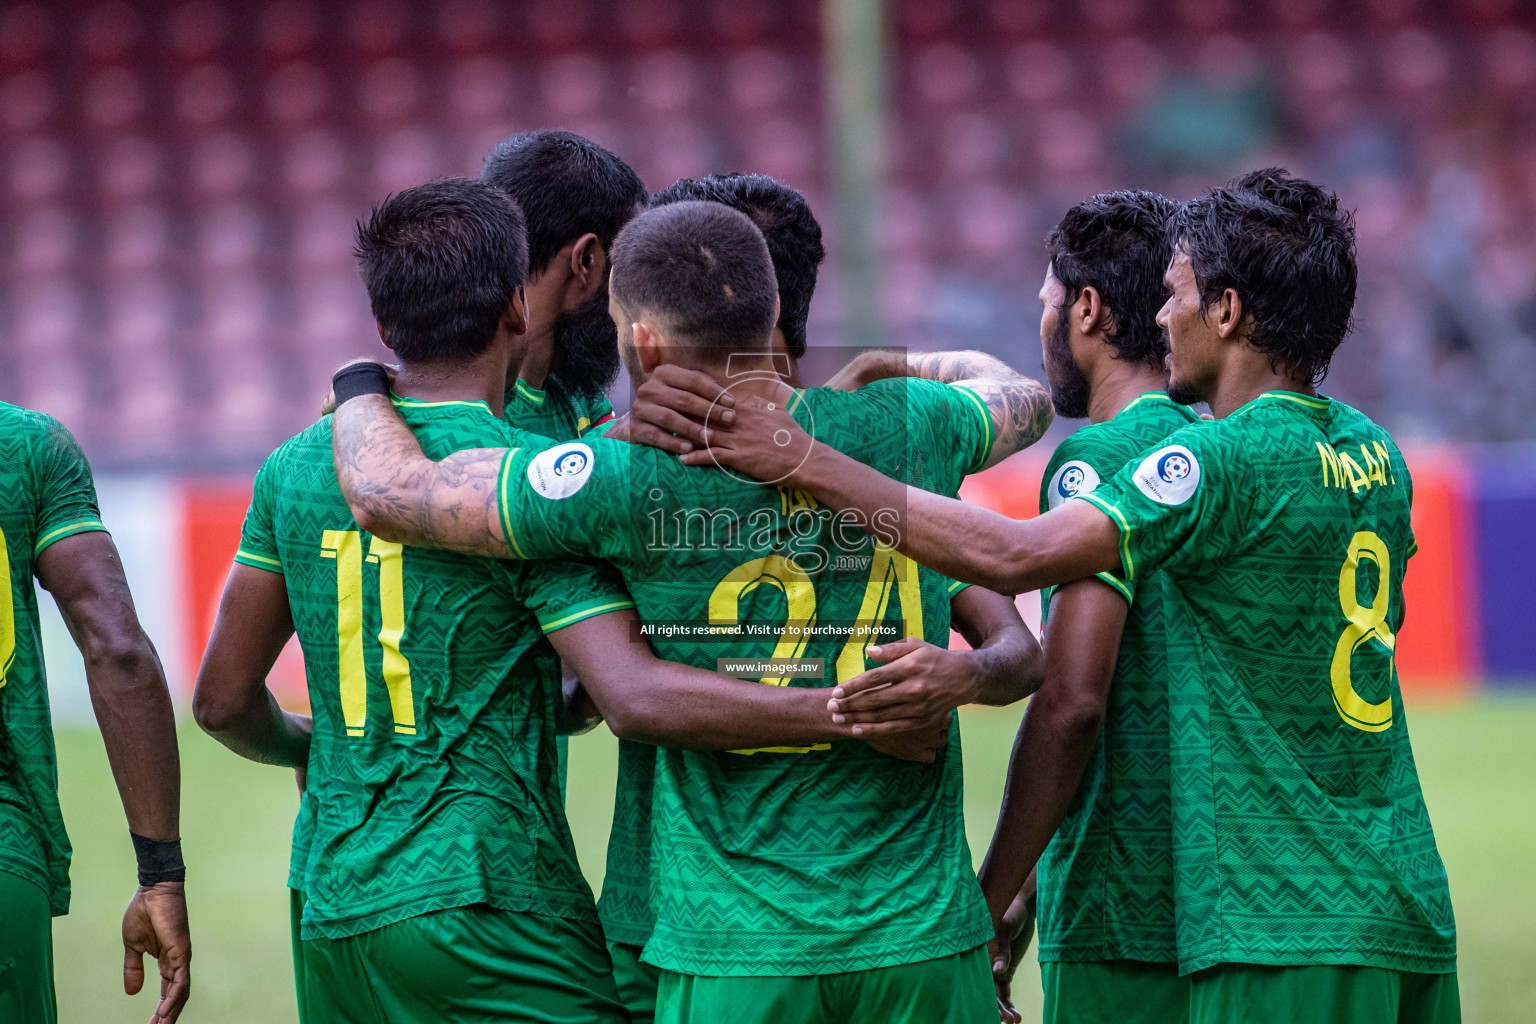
[827,638,981,725]
[320,358,397,415]
[679,393,813,483]
[625,364,735,454]
[122,880,191,1024]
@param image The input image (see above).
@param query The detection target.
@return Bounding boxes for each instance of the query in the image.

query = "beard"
[1043,313,1091,419]
[549,286,622,402]
[1163,330,1208,406]
[1167,379,1204,406]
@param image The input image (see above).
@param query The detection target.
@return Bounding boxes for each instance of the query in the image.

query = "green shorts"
[609,938,659,1024]
[1187,963,1460,1024]
[290,889,312,1024]
[0,870,55,1024]
[556,734,570,805]
[1041,960,1188,1024]
[296,902,627,1024]
[656,944,995,1024]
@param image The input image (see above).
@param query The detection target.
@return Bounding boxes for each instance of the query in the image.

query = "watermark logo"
[704,353,816,487]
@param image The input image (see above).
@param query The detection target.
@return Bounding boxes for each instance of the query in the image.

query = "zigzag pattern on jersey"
[1112,397,1456,975]
[299,798,598,939]
[499,374,658,946]
[0,404,103,915]
[528,380,996,975]
[596,740,657,944]
[1035,398,1197,963]
[256,409,609,940]
[503,373,613,440]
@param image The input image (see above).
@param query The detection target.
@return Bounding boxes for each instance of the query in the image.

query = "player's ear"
[1216,287,1244,340]
[1080,286,1108,336]
[633,320,664,375]
[566,233,605,306]
[504,286,528,336]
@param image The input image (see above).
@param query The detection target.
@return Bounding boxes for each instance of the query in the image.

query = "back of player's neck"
[510,333,554,391]
[1209,364,1314,419]
[1088,365,1169,424]
[394,360,508,417]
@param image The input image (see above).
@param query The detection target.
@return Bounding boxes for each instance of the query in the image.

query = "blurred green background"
[54,697,1536,1023]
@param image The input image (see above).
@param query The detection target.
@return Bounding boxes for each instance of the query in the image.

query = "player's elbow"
[191,683,235,735]
[981,637,1044,706]
[985,545,1038,595]
[81,622,161,690]
[1041,688,1107,742]
[597,700,658,743]
[348,502,412,544]
[588,685,668,744]
[191,666,254,737]
[347,502,389,538]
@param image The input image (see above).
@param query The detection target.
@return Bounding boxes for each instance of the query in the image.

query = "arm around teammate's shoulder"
[679,396,1120,594]
[331,393,515,558]
[892,348,1056,469]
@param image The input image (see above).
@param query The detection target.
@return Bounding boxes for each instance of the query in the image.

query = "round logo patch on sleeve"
[1131,444,1201,505]
[527,441,595,499]
[1047,460,1101,510]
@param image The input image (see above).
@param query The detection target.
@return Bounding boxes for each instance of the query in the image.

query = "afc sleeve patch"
[1047,459,1102,510]
[1131,444,1201,505]
[527,442,595,500]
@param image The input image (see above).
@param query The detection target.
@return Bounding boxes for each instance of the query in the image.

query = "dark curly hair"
[649,173,826,359]
[480,129,646,276]
[1047,189,1180,370]
[355,178,528,363]
[1169,168,1357,384]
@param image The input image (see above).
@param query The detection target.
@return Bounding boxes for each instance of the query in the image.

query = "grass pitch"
[52,695,1536,1022]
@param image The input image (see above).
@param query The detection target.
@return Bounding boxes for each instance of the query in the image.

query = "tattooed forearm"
[966,376,1055,469]
[830,348,1036,395]
[330,395,513,558]
[900,349,1054,467]
[905,349,1017,385]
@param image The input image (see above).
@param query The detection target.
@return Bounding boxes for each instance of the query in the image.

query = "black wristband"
[332,362,392,407]
[131,833,185,886]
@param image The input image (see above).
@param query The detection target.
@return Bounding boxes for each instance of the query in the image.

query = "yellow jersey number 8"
[1332,530,1396,733]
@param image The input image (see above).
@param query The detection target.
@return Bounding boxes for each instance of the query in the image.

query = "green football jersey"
[501,374,616,806]
[494,378,996,976]
[235,395,634,940]
[505,375,616,439]
[1079,391,1456,975]
[506,375,647,947]
[1034,392,1200,964]
[0,403,109,916]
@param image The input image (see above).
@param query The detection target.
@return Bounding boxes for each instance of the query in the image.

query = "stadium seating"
[1,0,1532,463]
